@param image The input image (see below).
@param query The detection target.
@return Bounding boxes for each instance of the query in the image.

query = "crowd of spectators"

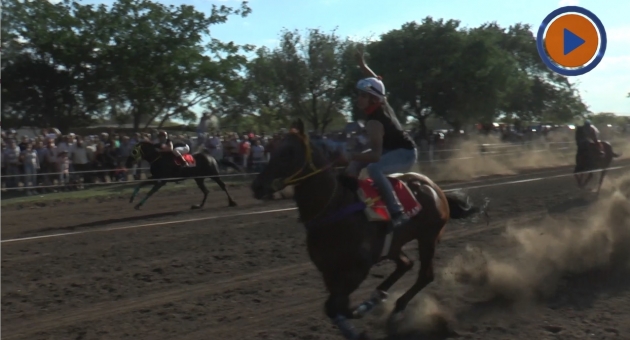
[0,126,365,195]
[4,119,597,196]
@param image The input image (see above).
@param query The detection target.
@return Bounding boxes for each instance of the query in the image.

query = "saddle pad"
[175,154,196,167]
[357,177,422,222]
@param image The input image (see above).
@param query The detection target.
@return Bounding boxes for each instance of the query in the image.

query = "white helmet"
[356,77,385,102]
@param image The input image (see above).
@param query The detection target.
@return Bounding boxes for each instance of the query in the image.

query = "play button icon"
[536,6,607,76]
[563,28,585,55]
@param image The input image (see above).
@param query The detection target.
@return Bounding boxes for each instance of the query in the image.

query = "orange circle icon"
[544,14,599,67]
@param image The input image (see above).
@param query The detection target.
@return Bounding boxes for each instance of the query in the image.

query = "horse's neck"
[293,170,341,224]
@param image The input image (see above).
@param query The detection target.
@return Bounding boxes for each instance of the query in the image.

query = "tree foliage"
[2,0,251,130]
[2,2,594,133]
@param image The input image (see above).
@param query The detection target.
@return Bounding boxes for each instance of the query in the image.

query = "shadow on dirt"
[20,211,186,235]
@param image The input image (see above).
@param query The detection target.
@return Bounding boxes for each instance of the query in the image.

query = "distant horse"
[574,126,621,194]
[251,119,488,340]
[125,141,241,210]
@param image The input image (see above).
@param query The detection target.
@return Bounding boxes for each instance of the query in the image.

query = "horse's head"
[251,119,328,200]
[126,141,157,168]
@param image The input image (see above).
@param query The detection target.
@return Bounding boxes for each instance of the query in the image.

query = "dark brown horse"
[251,119,487,339]
[574,126,621,193]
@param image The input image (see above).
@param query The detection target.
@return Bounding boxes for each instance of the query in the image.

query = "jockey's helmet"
[356,77,385,102]
[584,120,591,127]
[158,130,168,137]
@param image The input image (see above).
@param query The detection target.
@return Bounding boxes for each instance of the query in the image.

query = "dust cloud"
[383,173,630,338]
[421,134,628,182]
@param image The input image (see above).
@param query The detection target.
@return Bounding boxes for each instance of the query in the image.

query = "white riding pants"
[173,145,190,156]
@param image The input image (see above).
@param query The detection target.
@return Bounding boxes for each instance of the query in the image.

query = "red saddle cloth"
[357,176,422,222]
[174,154,196,167]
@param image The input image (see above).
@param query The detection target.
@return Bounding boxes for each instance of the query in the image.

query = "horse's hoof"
[134,204,141,210]
[229,201,237,207]
[190,205,201,210]
[387,311,406,335]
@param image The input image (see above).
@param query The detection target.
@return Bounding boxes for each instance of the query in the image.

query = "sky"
[78,0,630,116]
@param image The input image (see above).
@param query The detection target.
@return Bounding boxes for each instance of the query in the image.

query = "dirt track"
[2,160,630,340]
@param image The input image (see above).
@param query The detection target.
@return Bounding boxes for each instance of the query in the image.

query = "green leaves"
[2,1,590,132]
[363,18,587,129]
[3,0,251,131]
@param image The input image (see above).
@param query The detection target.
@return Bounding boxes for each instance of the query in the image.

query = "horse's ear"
[290,118,305,136]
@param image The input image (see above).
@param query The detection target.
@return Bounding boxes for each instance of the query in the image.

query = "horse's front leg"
[326,294,372,340]
[129,180,155,203]
[324,269,371,339]
[134,181,165,210]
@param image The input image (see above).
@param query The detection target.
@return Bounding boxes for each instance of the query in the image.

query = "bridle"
[270,131,333,190]
[270,131,340,225]
[131,143,162,164]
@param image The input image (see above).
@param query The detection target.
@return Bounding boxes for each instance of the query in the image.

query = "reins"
[279,132,342,225]
[131,142,162,164]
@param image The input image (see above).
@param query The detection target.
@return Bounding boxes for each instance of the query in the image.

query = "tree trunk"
[132,108,141,132]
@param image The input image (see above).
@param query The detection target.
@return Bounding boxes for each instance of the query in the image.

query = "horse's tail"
[444,191,490,222]
[219,158,243,173]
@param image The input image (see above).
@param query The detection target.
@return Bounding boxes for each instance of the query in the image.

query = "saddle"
[356,176,422,222]
[174,154,196,167]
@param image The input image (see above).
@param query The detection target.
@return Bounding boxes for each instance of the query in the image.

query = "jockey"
[583,120,600,142]
[345,51,417,229]
[583,120,604,156]
[154,131,190,166]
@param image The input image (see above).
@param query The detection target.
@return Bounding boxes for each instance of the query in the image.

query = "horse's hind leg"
[191,178,209,209]
[583,172,594,188]
[392,239,437,315]
[596,169,607,195]
[352,251,413,319]
[211,176,237,207]
[574,173,583,188]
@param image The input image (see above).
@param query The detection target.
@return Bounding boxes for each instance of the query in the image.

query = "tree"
[497,24,587,123]
[270,28,355,133]
[2,0,252,131]
[2,0,109,130]
[217,47,291,131]
[588,112,626,126]
[366,18,465,133]
[100,0,252,130]
[365,19,588,130]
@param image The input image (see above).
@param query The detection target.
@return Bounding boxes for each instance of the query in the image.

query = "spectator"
[3,139,21,188]
[92,142,112,183]
[42,139,59,190]
[206,132,222,160]
[71,137,91,187]
[239,135,251,169]
[197,111,210,147]
[226,134,239,163]
[21,142,40,195]
[57,150,71,191]
[18,135,30,152]
[250,139,265,173]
